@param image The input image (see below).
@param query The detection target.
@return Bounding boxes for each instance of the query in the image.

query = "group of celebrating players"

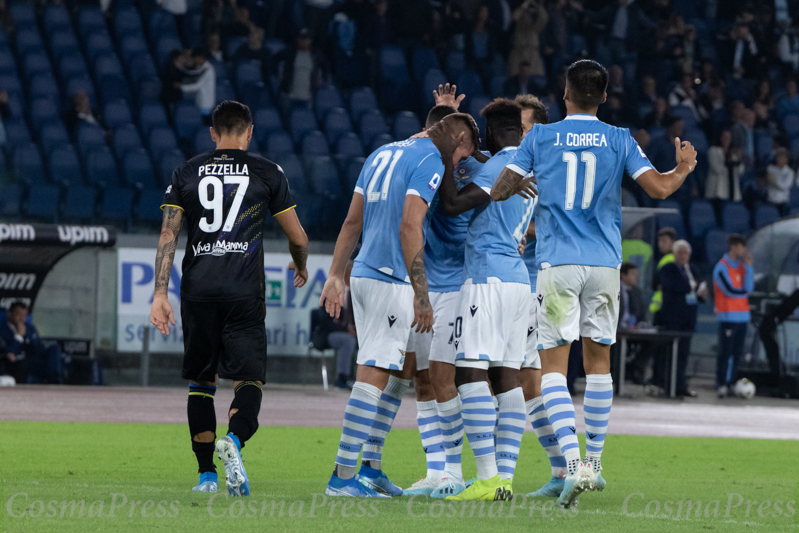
[150,58,697,508]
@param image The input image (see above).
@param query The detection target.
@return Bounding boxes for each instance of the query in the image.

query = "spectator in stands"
[201,0,233,36]
[777,79,799,116]
[466,4,497,82]
[639,75,658,107]
[157,0,187,40]
[304,0,336,52]
[591,0,649,67]
[643,96,671,129]
[713,234,754,398]
[778,24,799,73]
[755,80,775,112]
[503,60,539,96]
[161,49,190,108]
[728,21,762,80]
[180,49,216,123]
[647,116,684,174]
[207,32,224,62]
[697,80,726,127]
[63,91,105,135]
[706,129,744,207]
[0,90,11,147]
[224,6,252,40]
[278,28,327,111]
[508,0,548,76]
[657,240,707,397]
[607,64,625,97]
[0,0,13,35]
[619,262,645,329]
[598,93,636,126]
[731,107,756,168]
[766,148,795,216]
[669,73,704,123]
[445,3,470,52]
[233,26,270,67]
[674,24,699,74]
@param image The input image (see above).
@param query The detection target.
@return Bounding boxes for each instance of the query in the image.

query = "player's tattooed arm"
[490,167,537,202]
[401,196,434,334]
[154,206,183,296]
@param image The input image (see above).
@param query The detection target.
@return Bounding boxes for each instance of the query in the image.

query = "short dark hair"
[480,98,522,134]
[514,94,549,125]
[620,262,638,275]
[728,234,747,247]
[566,59,608,109]
[658,227,677,240]
[425,105,457,129]
[9,301,27,313]
[212,100,252,137]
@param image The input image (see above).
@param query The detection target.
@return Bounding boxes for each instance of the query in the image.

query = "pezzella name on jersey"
[192,239,249,257]
[198,163,249,176]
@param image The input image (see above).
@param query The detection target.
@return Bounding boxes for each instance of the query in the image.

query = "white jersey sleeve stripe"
[479,186,492,194]
[354,186,364,195]
[631,166,653,180]
[506,163,526,176]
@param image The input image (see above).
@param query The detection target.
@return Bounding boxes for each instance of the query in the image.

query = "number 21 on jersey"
[365,149,403,202]
[198,175,249,232]
[562,150,596,210]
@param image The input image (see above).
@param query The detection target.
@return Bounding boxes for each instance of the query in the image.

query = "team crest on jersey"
[192,240,249,257]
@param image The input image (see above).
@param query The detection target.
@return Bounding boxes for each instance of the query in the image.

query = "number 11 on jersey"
[562,150,596,210]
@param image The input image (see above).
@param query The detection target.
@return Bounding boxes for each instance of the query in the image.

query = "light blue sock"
[495,387,526,481]
[436,395,464,480]
[527,396,567,478]
[458,381,497,480]
[335,381,382,479]
[416,400,445,479]
[361,376,409,469]
[541,372,580,473]
[584,373,613,470]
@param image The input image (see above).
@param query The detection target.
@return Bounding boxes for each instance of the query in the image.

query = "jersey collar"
[564,113,599,121]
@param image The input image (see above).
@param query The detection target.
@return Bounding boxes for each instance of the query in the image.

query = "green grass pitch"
[0,421,797,532]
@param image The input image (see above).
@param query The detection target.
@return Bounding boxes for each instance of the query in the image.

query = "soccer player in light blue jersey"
[319,114,479,497]
[491,60,698,508]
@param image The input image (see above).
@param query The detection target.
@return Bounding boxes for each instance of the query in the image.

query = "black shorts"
[181,297,267,382]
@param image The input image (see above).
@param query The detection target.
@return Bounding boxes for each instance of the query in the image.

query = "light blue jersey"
[464,146,534,285]
[505,114,653,269]
[523,199,538,292]
[352,138,444,284]
[425,156,483,292]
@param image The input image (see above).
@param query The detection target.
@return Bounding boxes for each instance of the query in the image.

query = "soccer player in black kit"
[149,101,309,497]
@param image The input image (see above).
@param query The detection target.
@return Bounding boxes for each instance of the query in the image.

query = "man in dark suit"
[656,240,708,397]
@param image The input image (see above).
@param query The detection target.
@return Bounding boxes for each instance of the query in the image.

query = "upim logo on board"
[57,226,110,246]
[0,272,36,291]
[0,224,35,243]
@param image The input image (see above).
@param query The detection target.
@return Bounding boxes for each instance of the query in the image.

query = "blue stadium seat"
[756,131,773,166]
[370,133,394,152]
[44,5,71,33]
[99,75,131,106]
[61,185,96,221]
[225,36,248,59]
[139,103,169,135]
[380,46,409,83]
[671,105,698,130]
[239,81,272,110]
[94,54,124,82]
[754,204,780,229]
[147,126,179,159]
[12,143,46,184]
[783,115,799,140]
[59,54,89,82]
[656,200,687,238]
[128,53,158,85]
[323,107,352,144]
[301,131,329,157]
[456,70,484,108]
[39,123,70,154]
[307,156,341,198]
[155,35,182,69]
[422,68,447,109]
[683,127,708,153]
[49,30,80,61]
[193,129,215,154]
[411,46,440,81]
[30,99,60,130]
[76,123,107,156]
[722,202,751,234]
[103,100,133,129]
[314,85,343,121]
[135,77,161,107]
[705,229,728,265]
[0,49,15,72]
[0,73,23,98]
[359,110,388,146]
[100,187,134,227]
[394,111,421,141]
[0,184,21,217]
[158,150,185,187]
[148,10,179,39]
[688,200,717,238]
[5,120,31,146]
[267,132,294,158]
[235,61,263,92]
[85,33,114,62]
[216,79,236,103]
[49,145,84,184]
[445,51,466,81]
[114,7,144,40]
[112,124,143,159]
[135,188,165,223]
[119,35,148,67]
[26,185,59,221]
[122,149,156,189]
[252,107,282,143]
[30,74,61,102]
[174,102,203,141]
[78,7,107,39]
[10,2,35,26]
[272,154,308,195]
[468,95,491,140]
[289,108,317,143]
[85,146,120,187]
[14,29,43,57]
[349,87,378,122]
[344,157,366,190]
[65,76,96,103]
[336,133,364,159]
[23,52,52,80]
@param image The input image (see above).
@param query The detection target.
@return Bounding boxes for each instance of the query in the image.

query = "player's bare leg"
[581,338,612,492]
[189,376,218,492]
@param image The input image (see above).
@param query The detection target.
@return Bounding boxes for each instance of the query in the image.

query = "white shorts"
[453,279,529,370]
[406,291,459,371]
[351,276,413,370]
[536,265,620,350]
[522,292,542,369]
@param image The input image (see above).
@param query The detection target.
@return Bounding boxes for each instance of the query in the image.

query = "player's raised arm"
[490,126,538,201]
[274,208,309,288]
[319,192,364,318]
[635,137,698,200]
[150,205,183,335]
[400,194,433,334]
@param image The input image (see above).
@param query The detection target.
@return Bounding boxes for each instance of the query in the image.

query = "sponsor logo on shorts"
[453,340,459,349]
[387,315,397,327]
[192,240,249,257]
[469,305,478,316]
[537,294,544,305]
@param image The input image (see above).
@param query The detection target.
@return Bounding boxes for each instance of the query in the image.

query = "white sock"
[362,376,410,470]
[527,396,567,478]
[436,396,464,481]
[458,381,497,480]
[416,400,445,481]
[495,387,526,481]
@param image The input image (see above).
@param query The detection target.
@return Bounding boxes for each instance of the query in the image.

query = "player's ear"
[600,91,607,105]
[247,124,253,141]
[563,86,569,102]
[209,127,218,144]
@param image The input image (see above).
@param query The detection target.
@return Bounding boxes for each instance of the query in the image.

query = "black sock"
[228,381,263,447]
[188,384,217,474]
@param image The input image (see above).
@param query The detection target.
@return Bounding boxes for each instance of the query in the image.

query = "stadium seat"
[112,124,143,159]
[5,120,32,147]
[94,54,124,83]
[135,188,165,223]
[193,129,216,154]
[422,68,447,109]
[754,204,780,229]
[147,126,179,159]
[289,108,317,143]
[85,33,114,62]
[394,111,421,141]
[77,7,107,38]
[683,127,708,153]
[30,74,61,102]
[49,145,84,185]
[61,185,96,221]
[122,149,156,189]
[344,157,366,190]
[252,108,283,143]
[100,76,132,107]
[12,143,46,184]
[59,54,89,82]
[671,105,697,130]
[216,79,236,103]
[39,123,70,154]
[128,53,158,84]
[239,81,272,110]
[119,35,148,67]
[114,7,144,40]
[656,200,687,238]
[148,9,179,38]
[30,99,60,131]
[411,46,440,82]
[158,150,185,187]
[26,185,59,222]
[456,70,485,109]
[50,30,80,62]
[721,202,751,234]
[273,154,309,195]
[85,146,120,187]
[0,184,22,217]
[65,76,96,103]
[76,123,107,156]
[314,85,344,121]
[99,187,134,227]
[235,61,264,93]
[359,110,388,146]
[15,29,43,57]
[705,228,728,265]
[0,49,15,72]
[445,51,466,80]
[688,200,717,238]
[784,115,799,140]
[225,36,248,58]
[301,131,329,157]
[267,132,294,158]
[23,52,53,80]
[155,35,182,69]
[323,107,352,144]
[307,156,342,198]
[136,77,162,105]
[103,100,133,129]
[174,102,203,141]
[139,103,169,135]
[10,3,35,27]
[370,133,394,152]
[336,133,364,159]
[349,87,378,122]
[380,46,410,84]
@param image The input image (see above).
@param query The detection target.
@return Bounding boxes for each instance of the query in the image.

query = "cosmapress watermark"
[6,493,180,519]
[622,493,796,521]
[405,494,578,519]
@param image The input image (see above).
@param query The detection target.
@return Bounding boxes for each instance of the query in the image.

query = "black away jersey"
[162,149,295,301]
